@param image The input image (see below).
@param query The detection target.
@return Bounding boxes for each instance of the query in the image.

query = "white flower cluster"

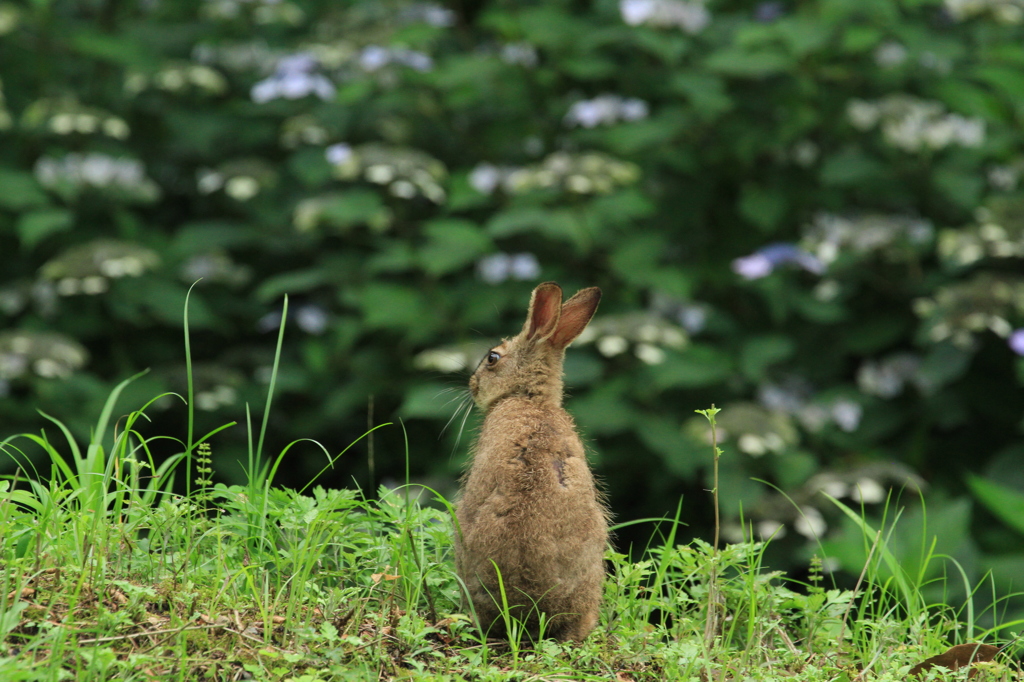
[413,341,495,373]
[251,53,335,103]
[197,159,276,201]
[180,251,252,287]
[257,304,329,335]
[987,159,1024,191]
[40,239,160,297]
[500,43,539,68]
[872,42,953,73]
[747,463,924,545]
[914,273,1024,347]
[808,464,924,508]
[399,3,456,27]
[874,41,908,68]
[619,0,711,33]
[195,385,239,411]
[0,331,88,380]
[470,153,640,196]
[574,312,687,365]
[564,94,649,128]
[193,40,279,74]
[326,142,447,203]
[0,4,19,36]
[648,293,710,334]
[857,353,924,398]
[939,206,1024,267]
[758,381,863,433]
[802,212,933,266]
[21,97,130,139]
[476,253,541,284]
[280,114,329,147]
[125,63,228,96]
[357,45,433,73]
[34,153,160,202]
[944,0,1024,23]
[201,0,304,25]
[684,403,799,458]
[847,95,985,153]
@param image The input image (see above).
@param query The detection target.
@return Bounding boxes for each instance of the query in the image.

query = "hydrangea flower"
[732,243,825,280]
[251,52,335,103]
[1010,328,1024,355]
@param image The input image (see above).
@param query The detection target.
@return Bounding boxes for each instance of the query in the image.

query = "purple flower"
[732,243,825,280]
[754,1,784,22]
[276,53,317,75]
[1010,328,1024,356]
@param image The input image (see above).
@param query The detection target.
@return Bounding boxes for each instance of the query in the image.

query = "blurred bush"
[2,0,1024,616]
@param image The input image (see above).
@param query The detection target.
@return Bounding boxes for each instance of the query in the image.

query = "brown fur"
[454,282,609,642]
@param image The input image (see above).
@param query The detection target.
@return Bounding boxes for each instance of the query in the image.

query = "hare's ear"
[524,282,563,340]
[550,287,601,349]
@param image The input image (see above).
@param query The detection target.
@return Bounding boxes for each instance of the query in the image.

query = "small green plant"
[695,404,723,652]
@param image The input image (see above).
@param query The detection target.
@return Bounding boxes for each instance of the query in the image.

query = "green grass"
[1,299,1021,681]
[1,392,1021,681]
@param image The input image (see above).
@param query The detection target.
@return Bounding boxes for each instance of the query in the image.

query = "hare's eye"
[486,351,501,366]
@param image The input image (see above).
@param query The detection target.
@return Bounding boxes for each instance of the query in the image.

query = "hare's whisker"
[439,392,471,439]
[452,395,474,455]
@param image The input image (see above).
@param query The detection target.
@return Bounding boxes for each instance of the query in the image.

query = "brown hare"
[454,282,608,642]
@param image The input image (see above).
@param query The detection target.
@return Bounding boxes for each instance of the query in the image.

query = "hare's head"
[470,282,601,411]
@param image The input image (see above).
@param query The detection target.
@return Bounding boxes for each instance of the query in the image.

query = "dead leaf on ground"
[6,587,35,601]
[371,569,400,584]
[908,643,1000,678]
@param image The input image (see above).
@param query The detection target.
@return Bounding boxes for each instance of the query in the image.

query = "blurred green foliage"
[3,0,1024,618]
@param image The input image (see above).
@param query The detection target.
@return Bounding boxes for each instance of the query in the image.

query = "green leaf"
[399,382,457,419]
[843,315,910,354]
[597,117,681,155]
[16,208,74,249]
[255,268,332,302]
[447,172,493,211]
[841,26,882,52]
[367,240,417,274]
[606,232,694,298]
[359,283,430,332]
[487,207,551,238]
[740,335,795,381]
[587,188,656,226]
[916,341,972,390]
[670,73,732,119]
[608,233,666,282]
[486,207,588,250]
[113,277,215,328]
[972,65,1024,106]
[820,147,887,186]
[648,345,732,390]
[968,475,1024,536]
[313,190,391,232]
[705,49,792,78]
[933,165,984,211]
[562,56,619,80]
[288,148,334,187]
[932,79,1005,121]
[739,184,787,232]
[170,222,261,258]
[571,381,636,436]
[635,415,703,477]
[0,170,49,210]
[418,219,492,277]
[775,17,832,56]
[71,30,158,69]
